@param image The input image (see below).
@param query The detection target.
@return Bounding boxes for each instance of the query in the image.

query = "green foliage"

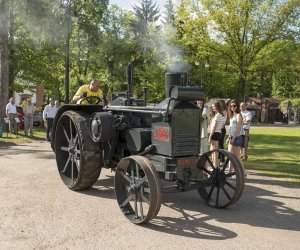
[2,0,300,105]
[175,0,300,101]
[8,0,66,99]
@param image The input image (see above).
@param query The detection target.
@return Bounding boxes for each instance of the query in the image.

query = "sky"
[109,0,169,11]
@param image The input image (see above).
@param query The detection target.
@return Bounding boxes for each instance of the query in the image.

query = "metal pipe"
[142,87,148,106]
[104,106,166,116]
[127,62,133,97]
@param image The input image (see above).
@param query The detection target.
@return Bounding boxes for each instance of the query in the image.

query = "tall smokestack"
[165,72,188,98]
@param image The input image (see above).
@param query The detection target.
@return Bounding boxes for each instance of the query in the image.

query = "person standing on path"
[55,100,60,109]
[208,101,226,168]
[227,99,243,173]
[197,98,209,155]
[240,102,252,161]
[5,97,18,134]
[23,98,35,137]
[43,98,58,142]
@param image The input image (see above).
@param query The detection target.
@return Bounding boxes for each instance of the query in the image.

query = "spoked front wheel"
[115,156,161,224]
[197,149,245,208]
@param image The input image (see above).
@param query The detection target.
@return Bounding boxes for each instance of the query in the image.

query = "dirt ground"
[0,140,299,250]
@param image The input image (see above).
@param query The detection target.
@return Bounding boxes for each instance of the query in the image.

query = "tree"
[94,5,135,91]
[0,0,10,122]
[163,0,175,25]
[7,0,66,100]
[201,0,300,101]
[132,0,160,31]
[176,0,300,100]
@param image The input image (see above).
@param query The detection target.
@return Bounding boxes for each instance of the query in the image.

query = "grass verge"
[245,127,300,183]
[0,126,46,144]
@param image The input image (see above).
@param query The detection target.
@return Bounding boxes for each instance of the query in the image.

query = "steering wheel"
[79,96,101,105]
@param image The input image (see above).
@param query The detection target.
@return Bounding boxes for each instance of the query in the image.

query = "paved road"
[0,141,299,250]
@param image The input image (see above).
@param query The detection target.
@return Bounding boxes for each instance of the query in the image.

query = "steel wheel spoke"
[215,187,220,207]
[62,157,70,173]
[202,167,212,176]
[225,181,236,191]
[63,126,70,142]
[139,199,144,220]
[69,120,73,141]
[60,146,69,152]
[207,186,214,200]
[134,195,138,217]
[131,166,134,179]
[137,176,147,188]
[221,187,232,201]
[205,154,215,169]
[74,134,78,144]
[222,158,230,172]
[121,194,134,208]
[119,170,131,183]
[226,172,236,178]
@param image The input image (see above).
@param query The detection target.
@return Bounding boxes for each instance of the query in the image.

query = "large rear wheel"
[55,111,102,190]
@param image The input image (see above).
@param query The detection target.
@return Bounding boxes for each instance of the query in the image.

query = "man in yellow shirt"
[72,79,103,104]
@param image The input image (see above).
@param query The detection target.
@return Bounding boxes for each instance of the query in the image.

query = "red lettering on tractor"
[177,158,198,167]
[154,127,169,141]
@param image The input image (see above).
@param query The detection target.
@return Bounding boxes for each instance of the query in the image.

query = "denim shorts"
[229,135,243,146]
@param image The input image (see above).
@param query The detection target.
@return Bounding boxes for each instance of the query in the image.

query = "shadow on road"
[0,141,54,159]
[143,177,299,239]
[79,175,115,200]
[78,172,300,240]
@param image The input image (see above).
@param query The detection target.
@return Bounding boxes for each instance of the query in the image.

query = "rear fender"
[51,104,104,151]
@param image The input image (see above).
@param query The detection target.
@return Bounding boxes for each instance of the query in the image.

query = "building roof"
[247,97,280,106]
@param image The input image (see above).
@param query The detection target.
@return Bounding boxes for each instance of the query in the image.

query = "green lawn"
[0,126,46,143]
[245,127,300,183]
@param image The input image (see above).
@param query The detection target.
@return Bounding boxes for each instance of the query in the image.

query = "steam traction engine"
[51,72,245,224]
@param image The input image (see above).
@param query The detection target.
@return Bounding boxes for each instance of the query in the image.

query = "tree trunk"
[0,0,10,123]
[9,0,15,89]
[237,68,246,102]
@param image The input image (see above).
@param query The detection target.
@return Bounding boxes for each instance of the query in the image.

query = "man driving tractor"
[72,79,103,104]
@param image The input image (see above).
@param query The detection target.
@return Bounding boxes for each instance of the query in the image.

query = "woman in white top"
[227,99,243,172]
[208,101,226,167]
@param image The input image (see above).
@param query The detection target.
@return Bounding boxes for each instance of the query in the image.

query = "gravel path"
[0,140,299,250]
